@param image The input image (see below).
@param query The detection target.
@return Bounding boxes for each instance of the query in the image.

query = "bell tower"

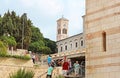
[56,16,69,41]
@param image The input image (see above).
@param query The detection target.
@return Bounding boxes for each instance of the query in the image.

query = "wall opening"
[102,32,106,51]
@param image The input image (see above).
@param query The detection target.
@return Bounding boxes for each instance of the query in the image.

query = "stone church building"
[54,0,120,78]
[56,16,85,63]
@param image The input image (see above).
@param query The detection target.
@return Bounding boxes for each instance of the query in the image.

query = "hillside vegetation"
[0,11,57,54]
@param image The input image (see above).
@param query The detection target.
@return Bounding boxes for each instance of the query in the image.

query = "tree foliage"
[0,36,16,47]
[0,10,57,54]
[0,41,7,55]
[31,26,43,42]
[44,38,57,54]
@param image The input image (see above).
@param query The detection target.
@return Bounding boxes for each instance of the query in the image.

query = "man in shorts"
[62,56,69,76]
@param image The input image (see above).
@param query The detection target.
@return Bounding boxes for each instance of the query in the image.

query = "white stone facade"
[56,33,85,53]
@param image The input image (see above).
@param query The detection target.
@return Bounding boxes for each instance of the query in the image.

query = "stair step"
[65,75,85,78]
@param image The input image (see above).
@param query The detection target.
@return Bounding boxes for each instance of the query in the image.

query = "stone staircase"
[65,75,85,78]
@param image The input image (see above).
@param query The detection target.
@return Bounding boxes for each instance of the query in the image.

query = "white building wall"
[56,33,85,53]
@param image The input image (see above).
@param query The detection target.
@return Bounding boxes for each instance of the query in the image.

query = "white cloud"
[63,0,85,36]
[0,0,85,41]
[19,0,63,16]
[38,0,85,40]
[36,0,63,16]
[20,0,35,7]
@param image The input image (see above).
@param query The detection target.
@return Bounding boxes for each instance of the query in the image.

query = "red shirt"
[62,62,69,70]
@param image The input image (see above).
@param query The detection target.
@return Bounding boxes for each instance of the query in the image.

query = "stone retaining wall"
[0,57,48,78]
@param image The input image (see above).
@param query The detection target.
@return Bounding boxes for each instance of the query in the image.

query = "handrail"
[67,67,74,75]
[79,64,85,77]
[67,64,85,77]
[38,71,47,78]
[37,67,56,78]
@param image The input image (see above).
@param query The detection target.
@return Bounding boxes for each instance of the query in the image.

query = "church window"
[81,40,83,46]
[65,45,67,50]
[58,29,61,34]
[71,44,72,48]
[102,32,106,51]
[63,24,66,27]
[61,47,62,52]
[63,28,67,34]
[75,42,78,48]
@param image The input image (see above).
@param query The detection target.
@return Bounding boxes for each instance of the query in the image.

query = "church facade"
[57,33,85,53]
[56,17,85,59]
[55,17,86,77]
[54,0,120,78]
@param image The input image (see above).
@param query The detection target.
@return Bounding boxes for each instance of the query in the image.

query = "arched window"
[62,28,67,34]
[65,45,67,50]
[75,42,78,48]
[58,29,61,34]
[81,40,83,46]
[61,47,62,52]
[70,41,72,49]
[63,24,66,27]
[71,44,72,48]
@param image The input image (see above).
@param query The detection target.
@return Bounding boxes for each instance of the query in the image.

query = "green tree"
[40,46,52,54]
[20,13,32,49]
[0,15,3,36]
[31,26,43,42]
[0,41,7,56]
[7,17,14,36]
[0,36,16,50]
[44,38,57,54]
[28,40,45,53]
[0,10,56,54]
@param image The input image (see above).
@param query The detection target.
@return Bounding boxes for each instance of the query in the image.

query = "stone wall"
[0,57,48,78]
[0,57,63,78]
[85,0,120,78]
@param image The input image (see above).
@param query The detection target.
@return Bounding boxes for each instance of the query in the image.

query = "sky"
[0,0,85,41]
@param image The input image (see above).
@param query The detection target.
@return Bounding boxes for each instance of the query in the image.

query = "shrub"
[56,75,64,78]
[12,55,31,60]
[0,54,31,60]
[0,41,7,56]
[9,68,34,78]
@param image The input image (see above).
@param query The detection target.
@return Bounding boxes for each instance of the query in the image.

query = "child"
[46,64,54,78]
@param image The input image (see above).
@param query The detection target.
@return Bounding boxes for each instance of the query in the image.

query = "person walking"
[73,61,80,76]
[62,56,69,76]
[32,53,35,64]
[46,64,54,78]
[47,55,52,66]
[68,59,72,75]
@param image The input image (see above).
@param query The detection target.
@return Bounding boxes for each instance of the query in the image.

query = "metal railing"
[38,71,47,78]
[67,64,85,78]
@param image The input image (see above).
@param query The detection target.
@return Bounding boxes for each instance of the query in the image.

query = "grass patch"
[0,54,31,60]
[56,75,64,78]
[9,68,34,78]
